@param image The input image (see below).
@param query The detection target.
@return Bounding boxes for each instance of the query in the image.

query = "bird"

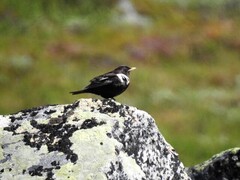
[70,65,136,99]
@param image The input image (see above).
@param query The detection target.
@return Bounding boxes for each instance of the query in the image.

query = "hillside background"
[0,0,240,166]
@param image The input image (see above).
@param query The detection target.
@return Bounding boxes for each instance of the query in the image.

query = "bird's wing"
[90,72,116,83]
[85,73,116,89]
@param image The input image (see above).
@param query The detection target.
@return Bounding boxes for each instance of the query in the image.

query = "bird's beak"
[128,67,136,71]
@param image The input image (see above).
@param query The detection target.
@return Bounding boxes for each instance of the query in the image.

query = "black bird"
[70,65,136,98]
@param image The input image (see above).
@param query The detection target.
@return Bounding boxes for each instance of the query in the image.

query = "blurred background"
[0,0,240,167]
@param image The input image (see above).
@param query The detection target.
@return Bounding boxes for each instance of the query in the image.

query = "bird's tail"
[70,89,86,95]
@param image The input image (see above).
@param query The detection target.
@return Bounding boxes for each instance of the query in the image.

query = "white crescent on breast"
[116,73,130,85]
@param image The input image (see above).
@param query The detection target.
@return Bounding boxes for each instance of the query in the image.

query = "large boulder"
[188,148,240,180]
[0,98,190,179]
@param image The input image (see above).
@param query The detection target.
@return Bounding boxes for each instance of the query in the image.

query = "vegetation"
[0,0,239,166]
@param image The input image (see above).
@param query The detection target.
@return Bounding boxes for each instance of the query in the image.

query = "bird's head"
[114,65,136,76]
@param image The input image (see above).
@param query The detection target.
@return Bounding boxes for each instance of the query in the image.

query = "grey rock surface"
[0,98,190,180]
[188,148,240,180]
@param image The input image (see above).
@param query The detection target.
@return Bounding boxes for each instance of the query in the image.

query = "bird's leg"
[102,97,115,102]
[106,97,115,101]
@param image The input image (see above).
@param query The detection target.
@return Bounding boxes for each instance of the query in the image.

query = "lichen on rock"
[188,148,240,180]
[0,98,190,179]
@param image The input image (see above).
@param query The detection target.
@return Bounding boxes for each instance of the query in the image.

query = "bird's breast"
[116,73,130,85]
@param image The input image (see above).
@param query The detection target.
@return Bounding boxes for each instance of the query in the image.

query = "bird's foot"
[104,97,115,101]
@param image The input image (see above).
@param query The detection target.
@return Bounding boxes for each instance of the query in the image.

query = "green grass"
[0,0,240,167]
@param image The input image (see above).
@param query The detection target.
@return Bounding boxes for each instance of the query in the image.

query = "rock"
[0,98,190,180]
[187,148,240,180]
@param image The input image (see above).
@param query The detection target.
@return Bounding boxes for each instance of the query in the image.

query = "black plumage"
[70,65,136,98]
